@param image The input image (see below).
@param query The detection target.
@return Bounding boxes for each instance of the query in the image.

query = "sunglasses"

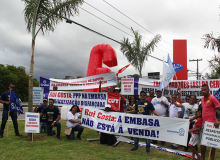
[140,94,146,96]
[186,98,190,100]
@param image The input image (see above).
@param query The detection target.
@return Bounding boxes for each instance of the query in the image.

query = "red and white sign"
[47,91,120,111]
[107,92,120,111]
[121,78,134,95]
[25,112,40,133]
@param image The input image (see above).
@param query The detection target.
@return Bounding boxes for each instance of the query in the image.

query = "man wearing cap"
[35,99,48,133]
[126,91,161,153]
[151,89,169,144]
[41,99,61,140]
[114,87,126,112]
[100,104,117,145]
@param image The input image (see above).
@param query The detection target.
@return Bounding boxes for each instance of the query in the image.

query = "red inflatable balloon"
[85,44,117,92]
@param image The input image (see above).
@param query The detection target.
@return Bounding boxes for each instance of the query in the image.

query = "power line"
[79,7,134,37]
[102,0,206,61]
[64,17,123,45]
[79,6,171,54]
[84,1,173,53]
[103,0,172,46]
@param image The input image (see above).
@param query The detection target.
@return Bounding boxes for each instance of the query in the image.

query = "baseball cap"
[105,104,111,109]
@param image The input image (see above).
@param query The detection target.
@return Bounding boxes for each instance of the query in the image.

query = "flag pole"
[7,111,9,138]
[166,81,171,96]
[175,74,180,88]
[208,147,212,160]
[103,72,116,81]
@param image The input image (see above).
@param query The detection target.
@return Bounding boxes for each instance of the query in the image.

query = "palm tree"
[120,30,161,77]
[22,0,84,139]
[203,32,220,52]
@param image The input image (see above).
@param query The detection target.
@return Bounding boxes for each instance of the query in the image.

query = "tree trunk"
[27,39,35,140]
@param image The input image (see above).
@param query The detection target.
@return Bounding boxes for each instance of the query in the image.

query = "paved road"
[0,108,29,121]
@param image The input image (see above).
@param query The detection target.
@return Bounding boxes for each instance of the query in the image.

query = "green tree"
[22,0,84,115]
[131,74,140,78]
[120,30,161,77]
[203,32,220,78]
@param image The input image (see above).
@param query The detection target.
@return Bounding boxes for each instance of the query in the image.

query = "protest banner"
[25,112,40,133]
[120,78,220,99]
[121,78,134,95]
[40,72,117,91]
[33,87,44,104]
[48,91,120,110]
[201,122,220,149]
[81,107,189,146]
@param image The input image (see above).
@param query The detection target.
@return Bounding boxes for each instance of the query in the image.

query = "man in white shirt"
[169,94,182,149]
[151,89,169,145]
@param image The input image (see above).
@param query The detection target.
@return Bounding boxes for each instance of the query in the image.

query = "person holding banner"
[0,84,22,138]
[66,105,84,140]
[126,91,161,153]
[198,84,220,160]
[41,99,61,140]
[172,94,198,151]
[146,90,155,102]
[151,89,169,145]
[114,87,126,112]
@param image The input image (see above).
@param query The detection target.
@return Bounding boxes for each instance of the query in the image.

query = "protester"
[100,104,117,145]
[0,84,22,138]
[151,89,169,145]
[134,94,141,103]
[126,95,136,112]
[188,108,202,160]
[146,90,155,102]
[192,84,220,160]
[41,99,61,140]
[114,87,126,112]
[108,87,113,92]
[126,91,161,153]
[35,99,48,133]
[99,80,107,92]
[170,94,182,149]
[66,105,84,140]
[173,95,199,151]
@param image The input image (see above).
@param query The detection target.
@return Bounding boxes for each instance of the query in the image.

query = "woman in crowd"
[126,95,136,112]
[172,95,199,151]
[66,105,84,140]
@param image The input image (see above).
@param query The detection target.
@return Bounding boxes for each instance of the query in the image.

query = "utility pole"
[189,59,202,80]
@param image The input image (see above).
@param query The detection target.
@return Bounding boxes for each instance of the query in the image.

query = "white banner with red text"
[40,72,117,91]
[48,91,120,110]
[124,78,220,99]
[201,122,220,149]
[81,107,189,146]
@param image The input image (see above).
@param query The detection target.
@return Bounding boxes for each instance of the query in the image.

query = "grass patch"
[0,120,219,160]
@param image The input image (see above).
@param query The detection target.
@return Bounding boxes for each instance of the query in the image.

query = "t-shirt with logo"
[192,118,202,134]
[42,107,61,125]
[182,103,198,119]
[201,94,220,124]
[169,102,182,118]
[0,91,10,111]
[134,100,155,115]
[151,96,169,117]
[37,105,47,122]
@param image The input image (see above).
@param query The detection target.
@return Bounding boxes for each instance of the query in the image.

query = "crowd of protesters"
[1,83,220,160]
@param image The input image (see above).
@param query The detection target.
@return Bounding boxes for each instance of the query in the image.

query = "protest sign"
[25,112,40,133]
[48,91,120,110]
[33,87,44,104]
[120,78,220,99]
[81,107,189,146]
[40,72,117,91]
[121,78,134,95]
[201,122,220,149]
[10,90,23,114]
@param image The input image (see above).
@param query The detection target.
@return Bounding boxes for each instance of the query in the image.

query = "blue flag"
[214,88,220,100]
[9,90,23,114]
[172,62,184,73]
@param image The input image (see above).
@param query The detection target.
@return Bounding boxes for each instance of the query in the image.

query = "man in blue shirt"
[126,91,161,153]
[0,84,22,138]
[41,99,61,140]
[35,99,48,133]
